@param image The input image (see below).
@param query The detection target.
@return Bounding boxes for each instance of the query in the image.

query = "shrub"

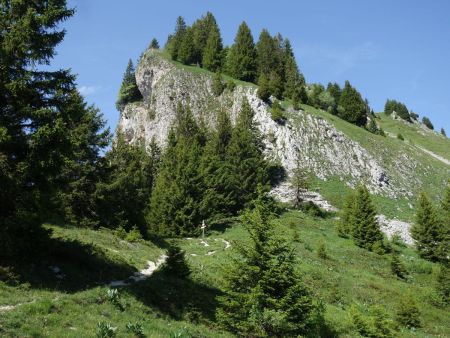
[395,297,421,328]
[317,241,328,259]
[226,79,236,92]
[397,133,404,141]
[391,253,407,279]
[435,264,450,304]
[350,305,395,338]
[302,201,324,218]
[422,116,434,130]
[125,226,143,242]
[270,100,286,124]
[96,322,117,338]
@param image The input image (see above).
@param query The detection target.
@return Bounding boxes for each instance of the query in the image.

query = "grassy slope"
[1,213,448,337]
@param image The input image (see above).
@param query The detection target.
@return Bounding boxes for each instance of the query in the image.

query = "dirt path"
[416,146,450,166]
[108,254,167,287]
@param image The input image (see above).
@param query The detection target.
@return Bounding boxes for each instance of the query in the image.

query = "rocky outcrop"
[117,50,418,198]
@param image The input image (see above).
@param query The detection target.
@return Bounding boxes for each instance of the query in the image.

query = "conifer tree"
[338,81,368,126]
[391,253,407,279]
[95,133,159,235]
[440,128,446,137]
[169,16,187,61]
[163,243,191,278]
[255,29,278,78]
[411,192,445,262]
[217,195,322,337]
[435,264,450,304]
[149,38,159,49]
[177,27,196,64]
[351,185,384,250]
[116,60,143,110]
[268,70,284,99]
[192,12,219,65]
[146,103,205,236]
[202,24,223,71]
[257,73,271,102]
[224,100,269,213]
[422,116,434,130]
[283,39,305,100]
[227,22,256,82]
[211,72,225,96]
[0,1,109,258]
[290,158,309,209]
[336,193,355,238]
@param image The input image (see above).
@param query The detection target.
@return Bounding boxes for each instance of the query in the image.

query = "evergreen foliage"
[351,185,384,251]
[116,60,143,110]
[95,133,160,235]
[177,27,196,64]
[336,193,355,238]
[191,12,219,66]
[422,116,434,130]
[149,38,160,49]
[168,16,187,61]
[255,29,281,79]
[397,133,404,141]
[146,103,205,237]
[202,24,223,71]
[411,192,446,262]
[435,264,450,304]
[217,195,323,337]
[390,253,407,279]
[283,39,305,100]
[350,305,395,338]
[163,243,191,278]
[224,100,269,213]
[0,0,109,259]
[226,21,256,82]
[290,159,309,209]
[338,81,368,126]
[440,128,446,137]
[384,99,411,121]
[395,297,421,329]
[257,73,271,102]
[270,100,286,124]
[211,72,225,96]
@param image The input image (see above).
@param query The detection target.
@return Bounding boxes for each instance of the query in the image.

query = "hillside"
[1,212,449,337]
[118,49,450,222]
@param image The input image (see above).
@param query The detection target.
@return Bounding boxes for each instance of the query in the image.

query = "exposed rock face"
[376,214,413,245]
[117,50,418,198]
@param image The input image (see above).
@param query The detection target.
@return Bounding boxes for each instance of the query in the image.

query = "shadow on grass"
[127,269,222,324]
[1,235,136,293]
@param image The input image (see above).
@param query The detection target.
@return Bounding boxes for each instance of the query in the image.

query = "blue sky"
[52,0,450,134]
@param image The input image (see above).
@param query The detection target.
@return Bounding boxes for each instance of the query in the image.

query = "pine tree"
[149,38,159,49]
[116,60,143,110]
[0,1,108,258]
[268,70,284,99]
[255,29,278,77]
[391,253,407,279]
[146,103,205,236]
[352,185,384,251]
[290,158,309,209]
[411,192,445,262]
[336,193,355,238]
[435,264,450,304]
[217,195,322,337]
[177,27,196,64]
[191,12,219,65]
[395,297,421,328]
[211,72,225,96]
[224,100,269,213]
[338,81,367,126]
[163,243,191,278]
[58,92,111,227]
[226,22,256,82]
[95,133,159,235]
[422,116,434,130]
[257,73,271,101]
[169,16,187,61]
[441,128,447,137]
[202,24,223,71]
[283,39,305,100]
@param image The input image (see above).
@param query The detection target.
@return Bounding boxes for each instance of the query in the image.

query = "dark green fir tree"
[116,59,143,110]
[338,81,367,126]
[226,21,256,82]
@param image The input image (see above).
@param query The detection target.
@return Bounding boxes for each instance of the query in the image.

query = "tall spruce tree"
[191,12,218,65]
[116,59,142,110]
[202,24,223,71]
[338,81,367,126]
[177,27,196,64]
[217,195,322,337]
[412,192,446,262]
[351,185,384,250]
[149,38,159,49]
[255,29,278,78]
[224,100,269,213]
[169,16,187,61]
[146,103,205,236]
[95,133,159,235]
[226,21,256,82]
[283,39,305,100]
[0,0,109,259]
